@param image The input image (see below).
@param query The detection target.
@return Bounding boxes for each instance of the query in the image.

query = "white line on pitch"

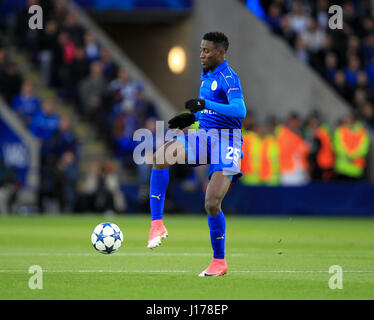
[0,269,190,273]
[231,270,374,273]
[0,270,373,273]
[0,252,245,257]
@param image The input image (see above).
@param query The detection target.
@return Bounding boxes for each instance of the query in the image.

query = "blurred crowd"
[239,110,370,186]
[252,0,374,128]
[0,0,159,214]
[5,0,159,152]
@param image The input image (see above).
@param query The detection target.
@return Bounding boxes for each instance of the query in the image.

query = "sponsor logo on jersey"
[227,87,239,94]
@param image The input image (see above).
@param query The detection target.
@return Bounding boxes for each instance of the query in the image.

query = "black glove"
[168,113,196,129]
[185,99,205,113]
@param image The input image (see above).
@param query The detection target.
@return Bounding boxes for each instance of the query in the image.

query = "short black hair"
[203,32,229,52]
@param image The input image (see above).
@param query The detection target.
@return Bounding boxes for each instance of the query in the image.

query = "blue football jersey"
[198,60,244,130]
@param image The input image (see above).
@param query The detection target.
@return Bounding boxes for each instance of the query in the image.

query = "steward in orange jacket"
[275,114,310,185]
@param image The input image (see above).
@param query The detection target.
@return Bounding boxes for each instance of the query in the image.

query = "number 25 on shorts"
[225,146,240,166]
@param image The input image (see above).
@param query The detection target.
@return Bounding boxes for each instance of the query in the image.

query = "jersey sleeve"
[220,73,244,102]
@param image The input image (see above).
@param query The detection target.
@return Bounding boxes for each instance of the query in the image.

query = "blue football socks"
[208,211,226,259]
[149,168,169,221]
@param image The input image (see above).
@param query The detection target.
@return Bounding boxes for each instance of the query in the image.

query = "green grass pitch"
[0,214,373,300]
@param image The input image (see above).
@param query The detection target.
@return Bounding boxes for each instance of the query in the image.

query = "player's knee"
[153,141,182,169]
[205,198,221,217]
[152,151,168,169]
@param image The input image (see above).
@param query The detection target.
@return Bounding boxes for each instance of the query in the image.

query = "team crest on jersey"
[211,80,217,91]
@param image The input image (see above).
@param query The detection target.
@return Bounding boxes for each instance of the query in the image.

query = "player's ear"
[217,46,225,58]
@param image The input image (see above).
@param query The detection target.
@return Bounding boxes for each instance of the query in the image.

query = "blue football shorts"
[175,128,243,182]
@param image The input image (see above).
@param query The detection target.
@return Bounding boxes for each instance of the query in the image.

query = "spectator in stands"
[323,51,338,82]
[79,60,106,119]
[60,45,89,110]
[113,101,139,165]
[264,2,283,35]
[58,31,76,65]
[14,0,39,48]
[279,15,297,47]
[29,98,60,142]
[52,0,69,28]
[314,0,329,30]
[353,88,368,110]
[29,98,60,165]
[287,1,310,35]
[63,12,86,46]
[133,84,158,121]
[108,67,136,103]
[82,161,126,213]
[12,80,42,126]
[344,55,361,87]
[105,69,140,142]
[48,116,78,160]
[359,101,374,128]
[346,35,364,63]
[100,47,118,82]
[84,31,101,62]
[0,155,18,215]
[362,32,374,64]
[361,16,374,38]
[343,1,360,33]
[309,34,334,75]
[356,71,372,101]
[0,62,22,105]
[301,18,325,53]
[38,19,60,87]
[294,35,309,64]
[24,29,40,66]
[333,70,351,102]
[55,151,79,212]
[38,153,59,213]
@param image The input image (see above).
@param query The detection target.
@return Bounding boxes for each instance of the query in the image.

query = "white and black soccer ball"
[91,222,124,254]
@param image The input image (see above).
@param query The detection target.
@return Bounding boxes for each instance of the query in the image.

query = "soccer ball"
[91,222,124,254]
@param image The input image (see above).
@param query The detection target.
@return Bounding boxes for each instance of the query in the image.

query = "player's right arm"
[185,73,246,119]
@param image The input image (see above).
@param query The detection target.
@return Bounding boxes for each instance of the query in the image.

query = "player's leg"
[148,139,186,249]
[199,171,232,277]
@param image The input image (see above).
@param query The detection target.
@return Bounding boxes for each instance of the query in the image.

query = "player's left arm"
[204,97,246,118]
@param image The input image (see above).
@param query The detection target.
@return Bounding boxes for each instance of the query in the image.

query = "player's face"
[200,40,223,72]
